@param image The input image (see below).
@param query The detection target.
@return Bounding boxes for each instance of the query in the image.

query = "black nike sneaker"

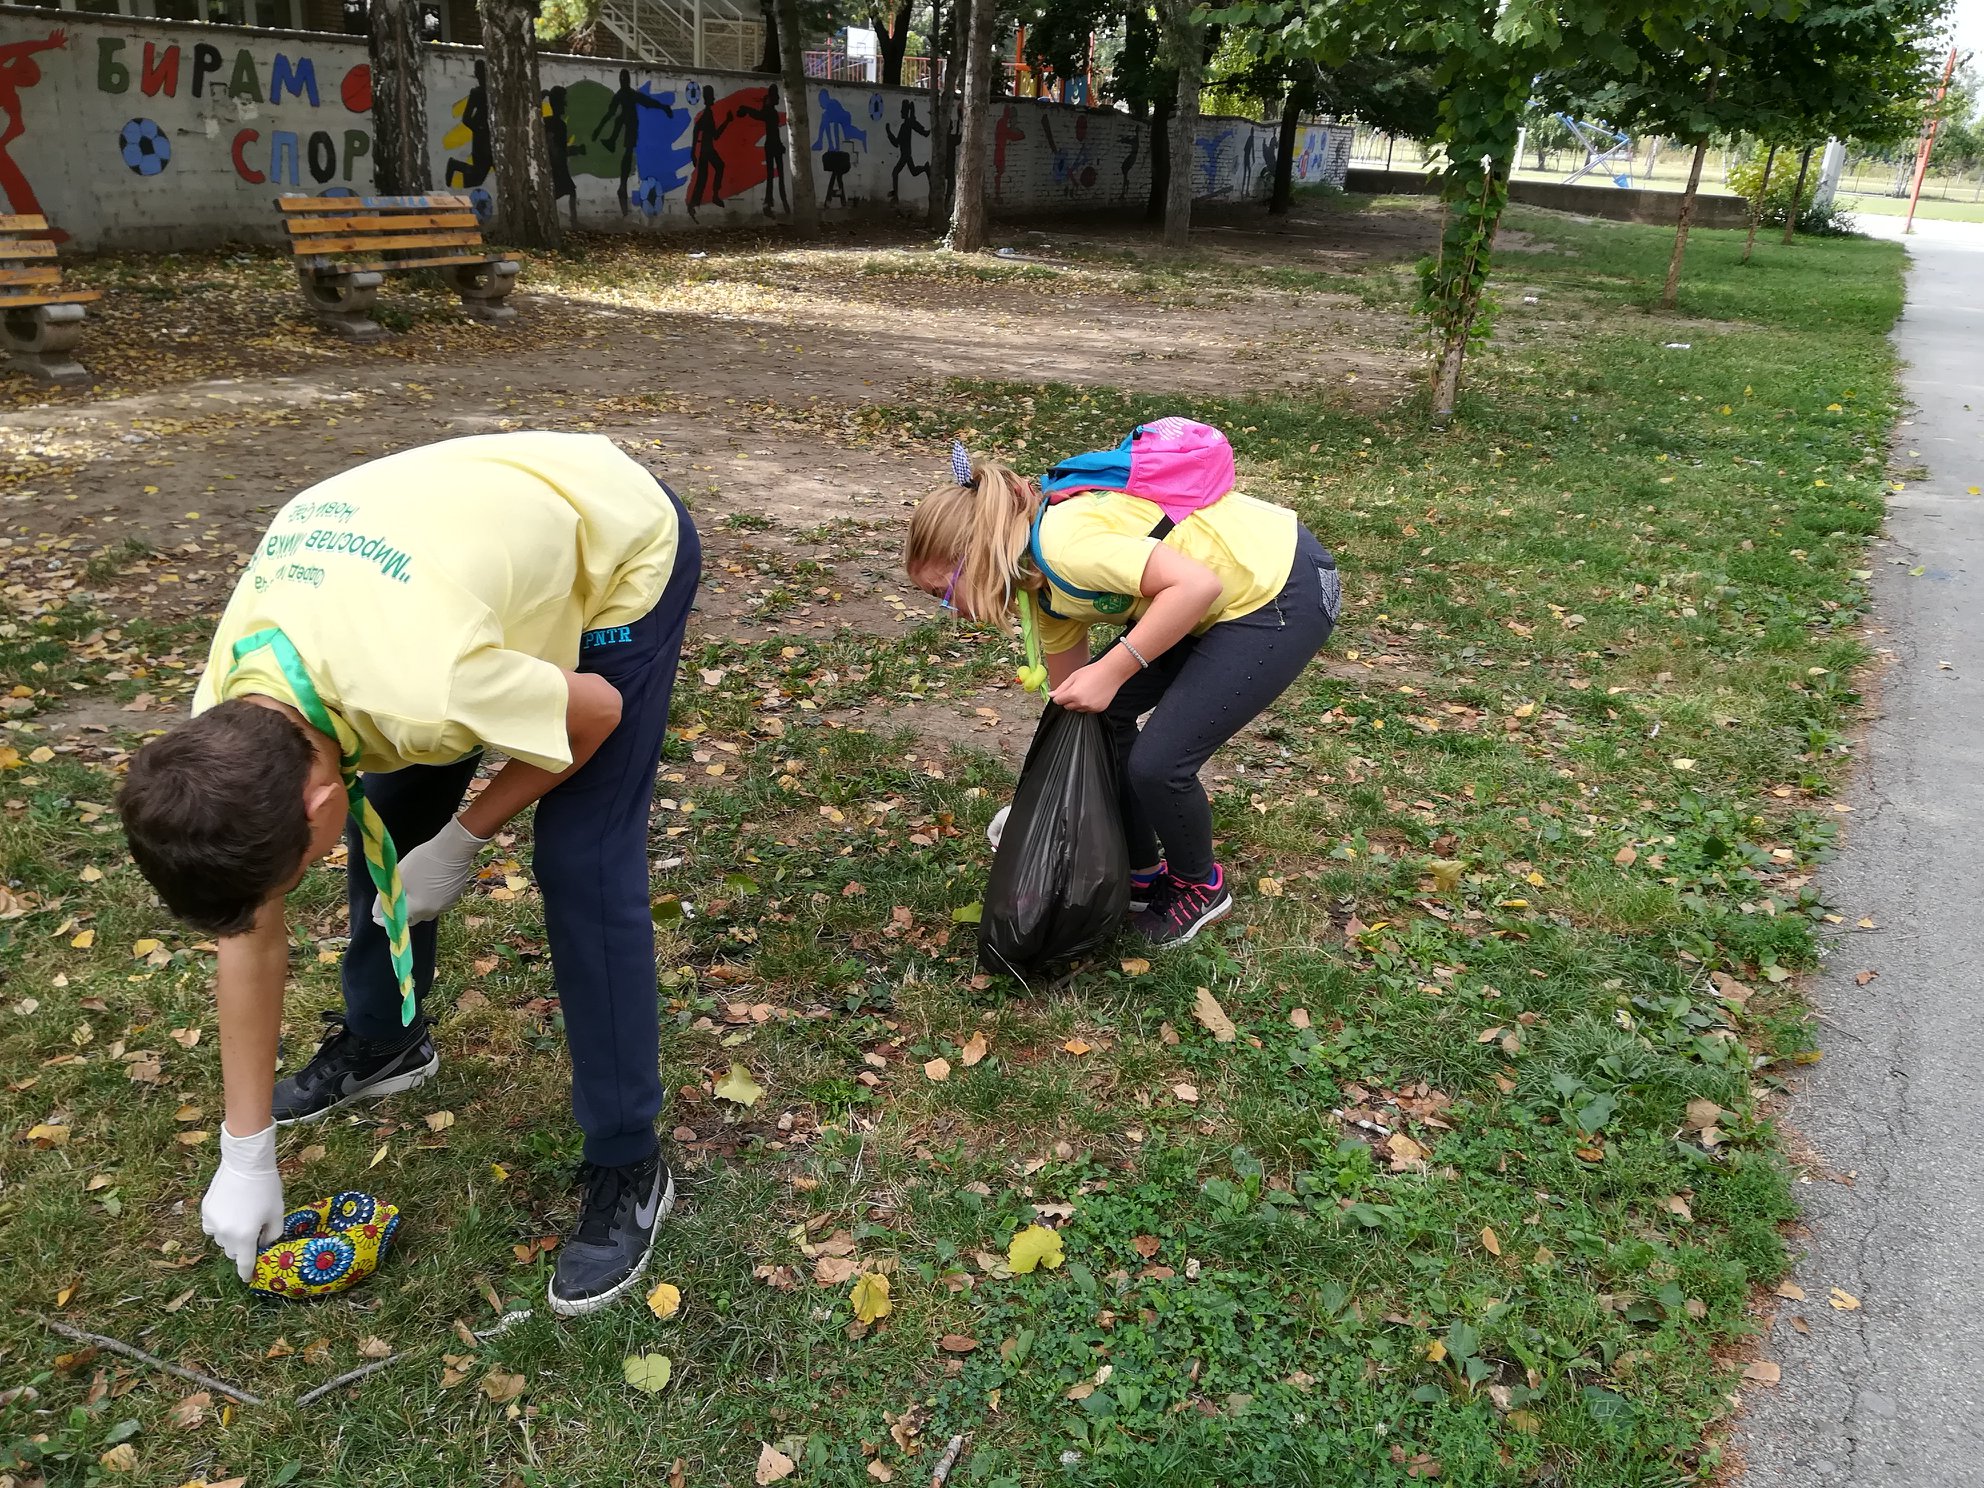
[271,1012,439,1126]
[548,1148,674,1318]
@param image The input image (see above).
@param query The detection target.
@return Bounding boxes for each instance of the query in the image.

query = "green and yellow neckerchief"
[228,628,415,1026]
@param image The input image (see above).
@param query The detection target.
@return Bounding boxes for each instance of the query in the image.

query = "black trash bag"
[978,703,1130,978]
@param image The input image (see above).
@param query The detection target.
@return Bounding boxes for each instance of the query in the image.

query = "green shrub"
[1729,144,1858,237]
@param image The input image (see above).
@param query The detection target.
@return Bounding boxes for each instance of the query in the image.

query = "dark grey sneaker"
[548,1149,675,1318]
[272,1013,439,1126]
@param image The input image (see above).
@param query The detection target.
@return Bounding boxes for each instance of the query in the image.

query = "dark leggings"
[1102,525,1339,881]
[340,487,702,1168]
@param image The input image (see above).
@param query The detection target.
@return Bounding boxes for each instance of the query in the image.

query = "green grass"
[1839,192,1984,223]
[0,210,1902,1487]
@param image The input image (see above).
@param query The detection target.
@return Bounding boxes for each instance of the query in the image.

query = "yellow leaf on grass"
[369,1143,389,1169]
[1429,859,1465,893]
[850,1271,892,1323]
[923,1057,952,1082]
[79,866,103,883]
[1257,875,1284,898]
[1120,957,1151,976]
[621,1352,674,1393]
[98,1443,138,1473]
[131,938,161,957]
[1172,1082,1200,1103]
[960,1031,990,1067]
[715,1063,765,1107]
[1007,1224,1066,1275]
[70,929,95,949]
[28,746,55,765]
[1062,1039,1093,1056]
[1192,987,1237,1044]
[479,1370,526,1404]
[755,1443,798,1484]
[1614,844,1638,867]
[1481,1227,1502,1257]
[1289,1007,1311,1030]
[645,1281,682,1320]
[27,1124,70,1147]
[424,1110,456,1133]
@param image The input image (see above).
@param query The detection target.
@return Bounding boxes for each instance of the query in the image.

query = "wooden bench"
[277,193,519,341]
[1,215,99,386]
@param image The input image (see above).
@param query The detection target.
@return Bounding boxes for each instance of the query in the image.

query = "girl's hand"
[1050,663,1122,714]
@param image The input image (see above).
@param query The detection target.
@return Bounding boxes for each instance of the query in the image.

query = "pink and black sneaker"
[1132,865,1233,948]
[1129,862,1168,914]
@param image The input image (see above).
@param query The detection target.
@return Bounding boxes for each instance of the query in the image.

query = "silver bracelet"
[1120,637,1152,670]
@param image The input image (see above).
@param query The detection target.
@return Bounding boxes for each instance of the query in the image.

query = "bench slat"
[285,212,481,235]
[303,252,505,274]
[0,214,51,234]
[278,193,474,213]
[291,231,487,255]
[0,266,61,287]
[0,290,101,308]
[0,240,59,261]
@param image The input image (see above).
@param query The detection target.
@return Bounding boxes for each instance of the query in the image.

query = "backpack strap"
[1029,494,1180,610]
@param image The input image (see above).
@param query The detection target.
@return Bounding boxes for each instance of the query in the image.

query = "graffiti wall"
[0,7,1351,250]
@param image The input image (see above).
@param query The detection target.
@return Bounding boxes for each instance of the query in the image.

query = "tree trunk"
[776,0,819,236]
[477,0,558,246]
[927,0,951,229]
[757,0,781,75]
[1660,134,1709,310]
[1430,187,1509,425]
[1146,92,1173,221]
[1783,143,1815,244]
[872,1,913,88]
[1742,142,1777,264]
[1270,85,1301,215]
[368,0,431,194]
[947,0,998,252]
[1160,0,1202,248]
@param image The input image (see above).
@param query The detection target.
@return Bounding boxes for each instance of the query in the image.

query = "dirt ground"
[1,199,1434,749]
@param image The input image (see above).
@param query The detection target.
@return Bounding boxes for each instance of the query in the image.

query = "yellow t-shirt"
[1031,490,1298,655]
[192,433,679,774]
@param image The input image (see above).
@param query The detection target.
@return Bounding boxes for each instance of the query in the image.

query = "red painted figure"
[0,29,64,218]
[993,103,1025,203]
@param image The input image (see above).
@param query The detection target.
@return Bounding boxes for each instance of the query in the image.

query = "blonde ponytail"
[905,456,1039,621]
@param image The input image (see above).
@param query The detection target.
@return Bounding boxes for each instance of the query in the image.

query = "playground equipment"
[1557,114,1635,188]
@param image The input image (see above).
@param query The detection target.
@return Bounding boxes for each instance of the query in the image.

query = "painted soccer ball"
[468,187,495,222]
[868,93,886,121]
[637,177,665,217]
[119,117,171,177]
[685,80,702,105]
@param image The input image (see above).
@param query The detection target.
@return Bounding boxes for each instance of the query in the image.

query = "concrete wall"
[0,7,1351,251]
[1344,167,1752,230]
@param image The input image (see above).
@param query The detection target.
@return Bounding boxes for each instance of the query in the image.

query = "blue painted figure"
[813,90,868,153]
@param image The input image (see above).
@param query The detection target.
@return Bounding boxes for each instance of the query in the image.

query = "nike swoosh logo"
[337,1072,370,1097]
[633,1178,661,1230]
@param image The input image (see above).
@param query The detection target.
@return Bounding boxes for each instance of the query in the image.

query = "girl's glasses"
[939,558,964,614]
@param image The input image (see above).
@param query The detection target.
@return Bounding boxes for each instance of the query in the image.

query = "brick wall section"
[0,6,1350,251]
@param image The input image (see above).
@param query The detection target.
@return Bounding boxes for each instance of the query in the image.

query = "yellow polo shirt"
[192,433,679,774]
[1031,490,1298,655]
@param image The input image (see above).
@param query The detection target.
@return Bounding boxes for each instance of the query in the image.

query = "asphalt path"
[1735,215,1984,1485]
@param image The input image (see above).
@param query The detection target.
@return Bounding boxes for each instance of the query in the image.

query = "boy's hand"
[202,1123,286,1282]
[374,817,489,926]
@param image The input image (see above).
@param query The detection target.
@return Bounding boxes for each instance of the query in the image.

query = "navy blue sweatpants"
[340,488,702,1168]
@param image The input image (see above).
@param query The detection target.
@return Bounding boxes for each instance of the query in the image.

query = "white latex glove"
[372,817,490,927]
[202,1122,286,1283]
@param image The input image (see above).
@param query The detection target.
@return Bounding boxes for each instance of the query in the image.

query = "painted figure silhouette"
[0,28,64,218]
[445,60,491,189]
[542,85,579,227]
[993,102,1025,203]
[1120,121,1141,200]
[812,89,868,153]
[1194,129,1231,197]
[593,68,674,216]
[739,84,788,215]
[686,84,733,219]
[822,148,851,207]
[886,100,927,202]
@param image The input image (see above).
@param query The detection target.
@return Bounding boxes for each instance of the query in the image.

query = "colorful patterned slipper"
[250,1191,401,1299]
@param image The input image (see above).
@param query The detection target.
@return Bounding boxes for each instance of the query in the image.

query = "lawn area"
[1838,191,1984,224]
[0,202,1902,1487]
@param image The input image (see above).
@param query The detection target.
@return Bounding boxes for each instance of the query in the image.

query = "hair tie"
[950,441,974,487]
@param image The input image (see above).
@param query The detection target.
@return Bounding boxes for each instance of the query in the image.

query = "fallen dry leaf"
[923,1057,951,1082]
[1172,1082,1200,1103]
[646,1281,682,1320]
[479,1370,526,1405]
[1063,1039,1093,1056]
[1685,1099,1722,1132]
[424,1110,456,1133]
[1775,1281,1807,1301]
[960,1031,989,1067]
[1120,957,1151,976]
[98,1443,138,1474]
[356,1336,393,1359]
[1192,986,1237,1043]
[167,1390,210,1428]
[850,1271,892,1323]
[1007,1224,1066,1274]
[1481,1227,1502,1257]
[715,1063,765,1107]
[756,1443,797,1485]
[1289,1007,1311,1030]
[867,1460,895,1482]
[1829,1287,1861,1311]
[938,1333,979,1353]
[1743,1360,1782,1385]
